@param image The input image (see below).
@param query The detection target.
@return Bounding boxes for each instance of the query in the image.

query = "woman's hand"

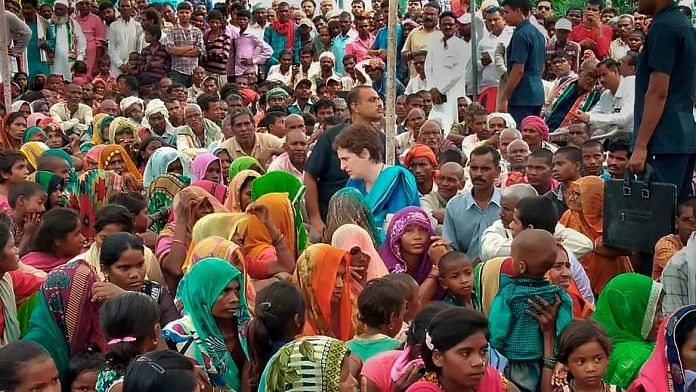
[91,281,125,303]
[246,203,279,236]
[526,294,561,336]
[427,236,452,265]
[393,363,423,392]
[23,211,42,235]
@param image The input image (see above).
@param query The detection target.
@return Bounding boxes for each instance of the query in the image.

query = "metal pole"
[0,0,14,109]
[470,0,479,100]
[385,0,398,165]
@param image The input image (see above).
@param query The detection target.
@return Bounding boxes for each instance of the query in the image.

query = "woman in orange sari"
[547,244,594,319]
[293,243,355,341]
[560,176,633,294]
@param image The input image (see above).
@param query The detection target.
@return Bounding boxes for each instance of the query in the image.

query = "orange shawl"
[241,193,297,261]
[97,144,143,182]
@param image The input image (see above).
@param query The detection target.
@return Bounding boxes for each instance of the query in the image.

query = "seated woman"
[108,117,140,156]
[45,123,71,152]
[629,304,696,391]
[146,173,190,234]
[591,273,664,388]
[332,223,389,293]
[213,146,233,184]
[191,179,228,205]
[1,112,26,150]
[293,243,356,341]
[379,206,450,303]
[163,258,251,391]
[23,126,48,143]
[258,336,359,391]
[24,259,105,381]
[97,145,143,194]
[191,153,224,184]
[406,307,519,392]
[69,169,126,242]
[334,123,420,232]
[0,341,62,390]
[157,186,227,292]
[242,194,299,279]
[228,156,265,179]
[96,233,178,327]
[143,147,191,188]
[32,171,64,210]
[20,140,49,172]
[21,208,85,273]
[224,170,260,212]
[247,281,306,390]
[83,145,106,170]
[81,114,114,152]
[96,292,162,392]
[546,244,594,319]
[135,136,165,175]
[323,187,382,246]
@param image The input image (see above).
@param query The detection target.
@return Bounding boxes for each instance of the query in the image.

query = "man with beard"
[49,83,93,136]
[249,3,269,39]
[443,145,502,263]
[364,57,404,103]
[402,2,442,80]
[49,0,87,81]
[267,127,309,181]
[175,104,223,153]
[396,108,426,153]
[265,2,299,67]
[421,161,465,234]
[221,108,284,164]
[461,104,490,158]
[107,0,143,76]
[416,119,445,157]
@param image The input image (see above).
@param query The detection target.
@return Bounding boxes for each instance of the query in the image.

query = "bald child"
[488,229,573,392]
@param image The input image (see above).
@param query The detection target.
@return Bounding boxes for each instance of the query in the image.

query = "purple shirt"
[226,28,273,77]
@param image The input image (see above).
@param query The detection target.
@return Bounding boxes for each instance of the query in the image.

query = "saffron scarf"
[224,169,261,212]
[293,244,355,341]
[242,193,297,262]
[98,144,143,182]
[544,77,602,129]
[271,19,296,49]
[68,169,125,241]
[379,206,435,283]
[20,141,50,170]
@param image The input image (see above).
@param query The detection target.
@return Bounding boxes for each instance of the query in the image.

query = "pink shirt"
[344,34,375,63]
[267,152,304,182]
[75,13,106,75]
[361,350,402,392]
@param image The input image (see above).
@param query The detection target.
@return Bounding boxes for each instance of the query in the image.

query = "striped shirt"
[202,30,231,76]
[138,43,170,80]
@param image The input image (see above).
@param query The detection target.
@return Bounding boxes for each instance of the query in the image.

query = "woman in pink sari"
[191,153,224,184]
[21,208,85,273]
[331,223,388,296]
[406,307,518,392]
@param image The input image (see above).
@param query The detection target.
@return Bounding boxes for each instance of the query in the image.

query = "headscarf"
[41,148,74,168]
[630,305,696,392]
[30,99,49,115]
[225,170,261,212]
[331,224,389,282]
[520,115,550,141]
[1,112,23,150]
[242,193,298,263]
[34,170,64,208]
[20,141,49,170]
[258,336,349,391]
[191,180,228,204]
[11,100,31,113]
[119,96,144,116]
[566,176,604,239]
[323,187,380,246]
[403,143,438,168]
[366,57,386,70]
[146,173,190,233]
[168,258,250,390]
[487,112,517,130]
[229,156,264,179]
[592,273,664,388]
[265,87,290,101]
[84,144,106,170]
[379,206,435,283]
[142,98,173,135]
[68,169,125,241]
[27,112,48,128]
[187,236,255,308]
[108,116,140,145]
[191,153,223,183]
[98,144,143,181]
[251,171,308,254]
[143,147,191,188]
[293,244,355,341]
[87,113,114,147]
[22,126,47,143]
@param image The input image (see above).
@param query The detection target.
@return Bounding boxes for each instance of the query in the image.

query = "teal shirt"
[347,334,402,361]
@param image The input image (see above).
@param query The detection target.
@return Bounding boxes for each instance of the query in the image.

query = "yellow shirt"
[221,132,284,165]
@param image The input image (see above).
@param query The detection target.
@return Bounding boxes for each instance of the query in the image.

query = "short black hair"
[623,51,639,67]
[0,151,26,184]
[108,193,147,216]
[334,123,383,163]
[554,146,582,164]
[470,145,501,167]
[197,93,222,112]
[597,58,620,72]
[8,181,45,209]
[606,136,631,156]
[529,148,553,167]
[145,25,162,41]
[176,1,191,11]
[237,9,251,19]
[437,251,471,272]
[346,86,374,114]
[423,1,441,13]
[312,98,336,114]
[439,10,457,22]
[94,204,134,234]
[207,9,224,21]
[502,0,531,14]
[357,279,404,329]
[516,196,559,234]
[66,351,105,389]
[586,0,604,8]
[405,93,423,105]
[582,139,604,152]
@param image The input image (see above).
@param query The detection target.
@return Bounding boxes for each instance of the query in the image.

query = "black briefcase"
[603,165,677,253]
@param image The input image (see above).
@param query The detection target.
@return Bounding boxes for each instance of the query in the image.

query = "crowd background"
[0,0,695,390]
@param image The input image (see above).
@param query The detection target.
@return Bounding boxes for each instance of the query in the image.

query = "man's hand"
[481,52,492,67]
[628,145,648,173]
[432,209,445,224]
[573,111,590,123]
[429,88,442,105]
[498,99,508,113]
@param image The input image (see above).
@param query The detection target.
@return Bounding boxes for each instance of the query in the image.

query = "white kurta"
[107,17,143,76]
[51,20,87,81]
[425,35,469,132]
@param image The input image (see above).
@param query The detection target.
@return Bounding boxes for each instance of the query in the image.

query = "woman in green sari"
[162,258,250,391]
[228,156,264,179]
[591,273,664,388]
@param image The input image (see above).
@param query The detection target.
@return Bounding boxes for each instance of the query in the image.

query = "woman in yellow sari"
[97,144,143,193]
[560,176,633,294]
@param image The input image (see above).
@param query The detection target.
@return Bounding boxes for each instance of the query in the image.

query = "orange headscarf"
[565,176,604,239]
[241,193,297,262]
[404,143,438,168]
[97,144,143,182]
[293,244,355,341]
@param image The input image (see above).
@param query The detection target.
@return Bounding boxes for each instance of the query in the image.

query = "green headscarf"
[22,126,46,144]
[592,273,664,388]
[41,148,74,168]
[175,258,250,390]
[33,170,64,208]
[229,156,265,179]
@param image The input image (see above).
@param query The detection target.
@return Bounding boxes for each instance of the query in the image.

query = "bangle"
[172,239,186,247]
[273,273,285,281]
[543,356,557,369]
[271,233,286,247]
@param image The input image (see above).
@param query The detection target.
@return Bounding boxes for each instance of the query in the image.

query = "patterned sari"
[20,141,49,170]
[97,144,143,193]
[293,244,355,341]
[544,76,602,129]
[143,146,191,188]
[68,169,126,242]
[80,113,113,152]
[146,174,190,233]
[323,187,381,246]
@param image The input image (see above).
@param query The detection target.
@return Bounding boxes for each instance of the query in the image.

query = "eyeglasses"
[135,356,165,375]
[537,5,550,10]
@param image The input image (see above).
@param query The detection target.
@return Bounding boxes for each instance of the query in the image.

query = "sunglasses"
[537,5,550,10]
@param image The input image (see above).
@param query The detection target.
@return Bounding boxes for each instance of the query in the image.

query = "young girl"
[556,320,618,392]
[66,351,105,392]
[21,208,85,272]
[96,292,162,392]
[247,281,306,390]
[0,341,61,391]
[71,61,92,85]
[123,351,197,392]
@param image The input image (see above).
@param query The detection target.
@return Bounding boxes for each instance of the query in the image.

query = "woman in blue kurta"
[334,123,419,232]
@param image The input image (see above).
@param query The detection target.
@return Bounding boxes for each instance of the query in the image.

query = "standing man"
[265,2,300,67]
[568,0,613,59]
[500,0,546,125]
[107,0,142,77]
[477,5,514,111]
[248,4,269,39]
[425,12,468,132]
[164,1,204,87]
[227,9,273,83]
[545,18,581,78]
[74,0,105,76]
[50,0,87,80]
[20,0,55,83]
[331,12,354,75]
[609,14,635,61]
[4,9,31,79]
[402,2,442,81]
[344,15,374,63]
[629,0,696,201]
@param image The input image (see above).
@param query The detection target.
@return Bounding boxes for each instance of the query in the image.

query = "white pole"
[385,0,397,165]
[470,0,479,99]
[0,0,14,109]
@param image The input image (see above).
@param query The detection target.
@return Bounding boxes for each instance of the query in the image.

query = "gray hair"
[500,128,522,140]
[440,161,465,181]
[502,184,538,200]
[419,119,443,134]
[507,139,530,155]
[184,103,202,114]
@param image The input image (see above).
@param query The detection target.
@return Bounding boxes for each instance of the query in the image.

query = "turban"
[520,115,550,141]
[318,51,336,65]
[266,87,290,100]
[404,144,438,169]
[119,96,144,113]
[487,112,517,130]
[240,88,257,104]
[366,57,386,70]
[143,99,173,134]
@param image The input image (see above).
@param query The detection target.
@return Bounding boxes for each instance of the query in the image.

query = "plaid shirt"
[489,277,573,361]
[164,25,204,75]
[662,247,690,314]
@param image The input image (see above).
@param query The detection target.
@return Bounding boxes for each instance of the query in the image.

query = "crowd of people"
[0,0,695,390]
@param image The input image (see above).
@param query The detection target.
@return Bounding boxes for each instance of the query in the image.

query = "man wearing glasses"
[535,0,553,19]
[544,18,581,79]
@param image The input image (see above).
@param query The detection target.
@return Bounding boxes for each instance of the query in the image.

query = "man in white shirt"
[107,0,142,76]
[425,12,469,132]
[477,6,514,96]
[50,83,93,136]
[574,58,634,134]
[404,50,428,94]
[50,0,87,80]
[608,14,634,61]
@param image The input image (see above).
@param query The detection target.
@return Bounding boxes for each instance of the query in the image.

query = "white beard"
[51,15,69,25]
